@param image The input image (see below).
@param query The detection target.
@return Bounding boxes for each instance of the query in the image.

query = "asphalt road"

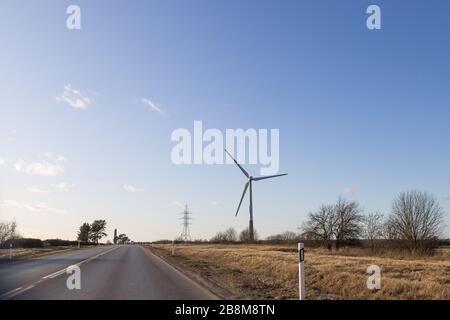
[0,245,216,300]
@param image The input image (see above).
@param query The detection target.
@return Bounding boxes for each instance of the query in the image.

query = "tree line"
[115,233,130,244]
[1,219,81,248]
[208,190,445,253]
[77,220,130,245]
[301,190,444,252]
[77,220,107,244]
[210,227,259,243]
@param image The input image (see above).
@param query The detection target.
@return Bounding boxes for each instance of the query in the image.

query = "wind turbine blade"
[225,149,250,178]
[252,173,288,181]
[235,181,249,216]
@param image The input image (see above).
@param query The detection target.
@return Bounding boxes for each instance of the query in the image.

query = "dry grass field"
[146,244,450,300]
[0,247,77,260]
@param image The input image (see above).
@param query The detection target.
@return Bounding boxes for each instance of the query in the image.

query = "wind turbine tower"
[225,149,288,242]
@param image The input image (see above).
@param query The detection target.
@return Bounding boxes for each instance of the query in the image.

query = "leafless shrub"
[0,219,19,244]
[333,197,364,249]
[301,204,335,248]
[239,227,259,242]
[302,198,363,250]
[210,228,238,243]
[388,190,444,252]
[266,231,300,243]
[362,212,385,250]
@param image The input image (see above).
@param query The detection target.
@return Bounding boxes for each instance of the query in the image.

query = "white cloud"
[53,182,74,192]
[44,152,66,162]
[28,187,49,194]
[0,157,5,166]
[56,84,91,110]
[343,187,358,195]
[1,200,67,215]
[123,184,144,193]
[141,98,163,115]
[15,159,64,176]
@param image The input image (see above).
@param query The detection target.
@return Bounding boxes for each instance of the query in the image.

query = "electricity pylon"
[179,204,192,242]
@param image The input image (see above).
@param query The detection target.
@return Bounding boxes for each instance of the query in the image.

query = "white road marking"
[0,287,23,300]
[42,269,66,279]
[0,285,35,300]
[0,246,120,300]
[42,246,119,280]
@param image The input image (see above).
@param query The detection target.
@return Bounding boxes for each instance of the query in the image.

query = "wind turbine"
[225,149,288,241]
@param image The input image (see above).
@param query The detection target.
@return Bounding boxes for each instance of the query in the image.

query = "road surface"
[0,245,216,300]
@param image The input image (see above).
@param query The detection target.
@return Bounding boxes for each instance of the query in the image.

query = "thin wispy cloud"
[210,201,220,206]
[15,159,64,176]
[141,98,163,115]
[0,157,5,166]
[123,184,144,193]
[56,84,91,110]
[343,187,358,195]
[1,200,67,215]
[28,187,49,194]
[172,201,183,208]
[44,152,66,162]
[53,182,74,192]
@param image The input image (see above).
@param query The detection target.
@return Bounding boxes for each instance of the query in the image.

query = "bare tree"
[382,216,400,240]
[239,227,258,242]
[301,205,335,248]
[210,228,237,243]
[0,223,8,243]
[266,231,299,242]
[0,219,19,243]
[363,212,384,249]
[302,198,363,250]
[223,228,238,242]
[389,191,444,252]
[333,197,364,249]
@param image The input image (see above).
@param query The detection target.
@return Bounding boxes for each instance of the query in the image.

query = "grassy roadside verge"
[0,246,86,261]
[144,244,450,300]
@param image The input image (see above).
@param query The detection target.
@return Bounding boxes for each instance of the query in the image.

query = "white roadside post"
[172,240,175,256]
[77,240,81,249]
[9,243,13,260]
[298,242,305,300]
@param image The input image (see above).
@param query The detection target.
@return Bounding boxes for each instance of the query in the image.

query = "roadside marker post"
[77,240,81,249]
[172,240,175,256]
[9,243,13,260]
[298,242,305,300]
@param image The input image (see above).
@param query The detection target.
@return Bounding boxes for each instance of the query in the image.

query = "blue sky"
[0,0,449,241]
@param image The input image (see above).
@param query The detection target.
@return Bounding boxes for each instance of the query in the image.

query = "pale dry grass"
[0,247,77,260]
[147,244,450,300]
